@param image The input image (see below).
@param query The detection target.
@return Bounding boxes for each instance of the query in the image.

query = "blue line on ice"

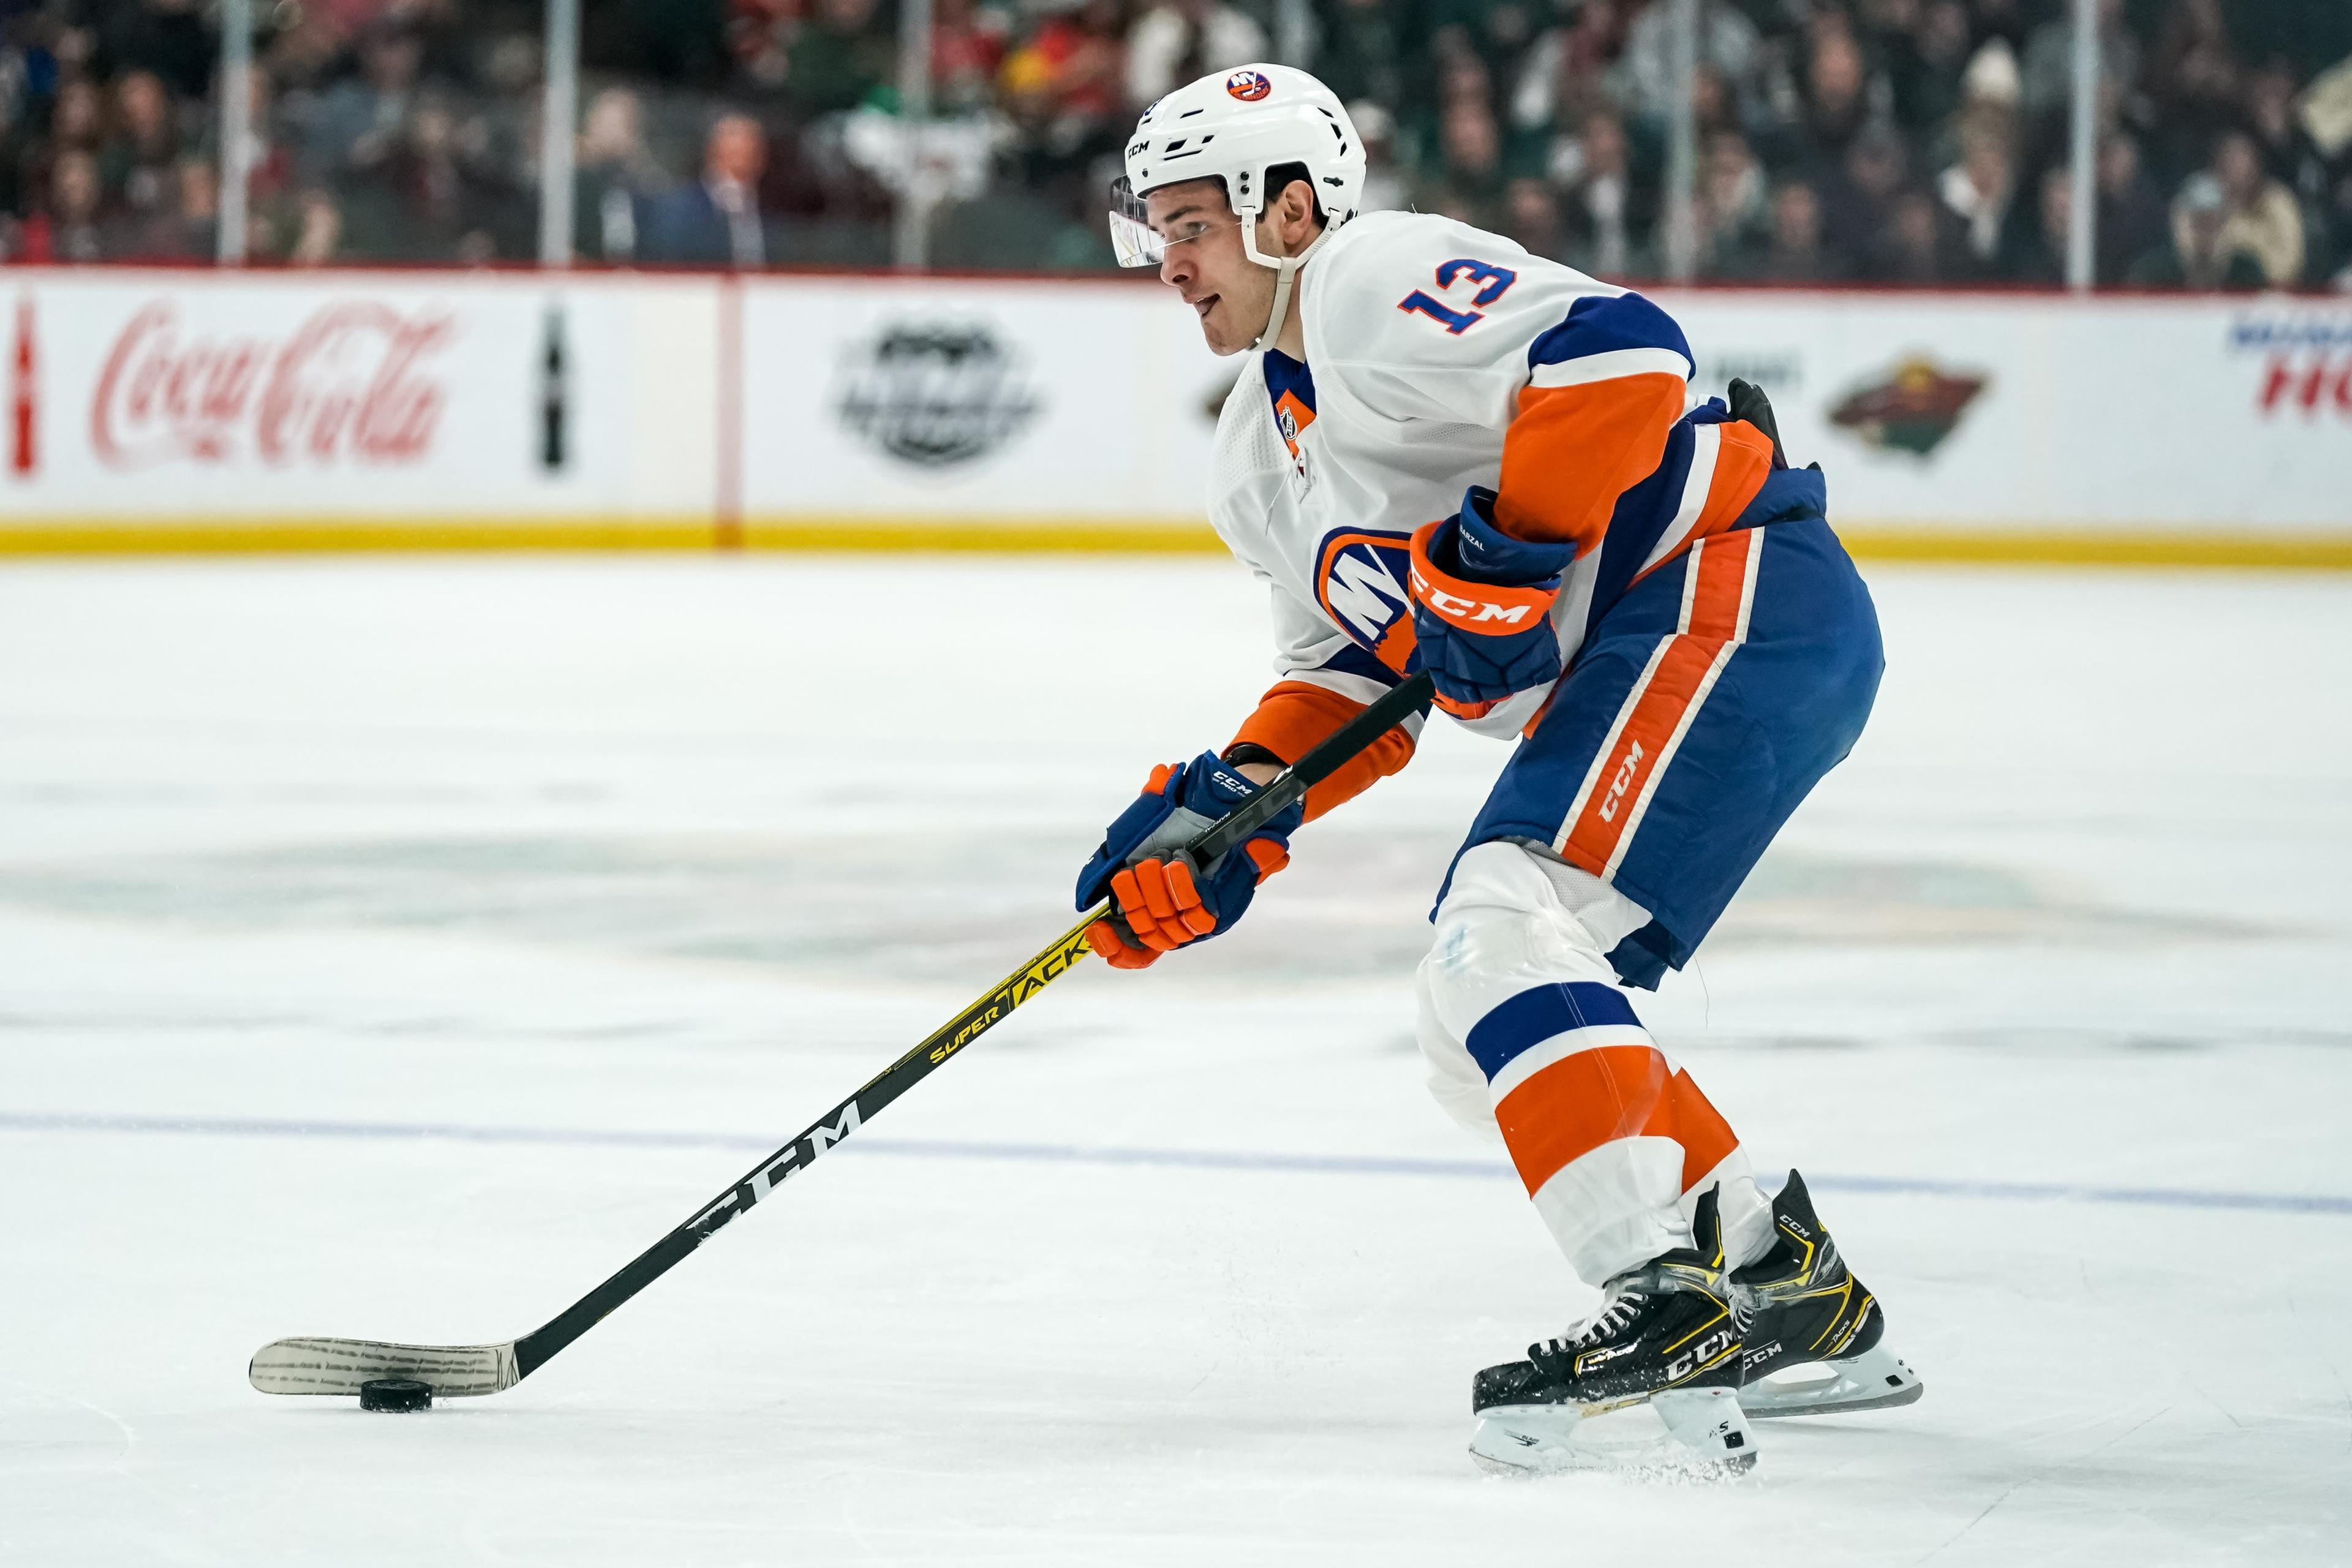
[4,1109,2347,1218]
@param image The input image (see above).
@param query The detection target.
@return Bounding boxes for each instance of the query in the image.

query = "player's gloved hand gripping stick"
[248,669,1435,1407]
[1076,752,1307,968]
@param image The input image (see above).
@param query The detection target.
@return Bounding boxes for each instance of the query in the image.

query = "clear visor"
[1108,176,1163,268]
[1108,175,1247,268]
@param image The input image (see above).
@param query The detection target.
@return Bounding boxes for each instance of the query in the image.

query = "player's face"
[1145,181,1277,357]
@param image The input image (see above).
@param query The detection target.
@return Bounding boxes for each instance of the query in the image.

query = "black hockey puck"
[358,1378,433,1413]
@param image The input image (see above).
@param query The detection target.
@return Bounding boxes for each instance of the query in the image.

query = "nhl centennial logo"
[835,322,1042,468]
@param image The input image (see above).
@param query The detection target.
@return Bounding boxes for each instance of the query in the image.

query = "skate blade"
[1469,1387,1757,1479]
[1741,1340,1924,1420]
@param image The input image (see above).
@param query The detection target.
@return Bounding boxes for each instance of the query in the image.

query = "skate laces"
[1539,1281,1648,1357]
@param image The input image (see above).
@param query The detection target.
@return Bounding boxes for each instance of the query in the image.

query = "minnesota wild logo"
[1828,356,1986,457]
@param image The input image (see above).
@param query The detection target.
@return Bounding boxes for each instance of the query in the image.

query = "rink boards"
[1,266,2347,564]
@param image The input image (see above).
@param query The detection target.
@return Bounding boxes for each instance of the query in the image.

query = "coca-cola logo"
[92,300,455,470]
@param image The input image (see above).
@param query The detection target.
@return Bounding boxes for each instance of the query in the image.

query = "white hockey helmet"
[1109,64,1366,349]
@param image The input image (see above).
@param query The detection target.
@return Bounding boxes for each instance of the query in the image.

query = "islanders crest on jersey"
[1314,526,1418,674]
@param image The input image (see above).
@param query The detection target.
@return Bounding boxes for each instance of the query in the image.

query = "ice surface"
[1,557,2347,1565]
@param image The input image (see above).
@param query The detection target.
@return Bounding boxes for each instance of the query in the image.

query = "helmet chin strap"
[1249,224,1333,355]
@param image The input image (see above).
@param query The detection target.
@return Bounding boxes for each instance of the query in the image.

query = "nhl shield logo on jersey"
[1273,388,1315,488]
[1225,69,1272,101]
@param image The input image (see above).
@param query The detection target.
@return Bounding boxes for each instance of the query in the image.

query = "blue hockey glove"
[1408,486,1570,719]
[1076,752,1303,970]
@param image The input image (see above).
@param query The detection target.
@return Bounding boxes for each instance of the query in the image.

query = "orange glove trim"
[1406,519,1562,632]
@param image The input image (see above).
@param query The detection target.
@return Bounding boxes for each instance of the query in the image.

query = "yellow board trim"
[1836,528,2352,571]
[2,516,2350,569]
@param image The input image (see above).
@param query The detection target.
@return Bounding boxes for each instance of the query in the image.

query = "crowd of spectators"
[2,0,2348,287]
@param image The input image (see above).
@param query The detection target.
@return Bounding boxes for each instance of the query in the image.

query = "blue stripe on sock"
[1464,981,1642,1083]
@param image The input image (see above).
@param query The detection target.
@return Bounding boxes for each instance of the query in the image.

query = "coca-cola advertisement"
[0,270,701,537]
[91,300,454,470]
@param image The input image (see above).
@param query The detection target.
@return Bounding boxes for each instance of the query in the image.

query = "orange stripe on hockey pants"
[1556,527,1758,880]
[1494,1045,1743,1197]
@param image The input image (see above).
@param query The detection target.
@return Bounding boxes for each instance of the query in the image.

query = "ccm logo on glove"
[1074,751,1304,970]
[1408,576,1545,628]
[1408,486,1572,719]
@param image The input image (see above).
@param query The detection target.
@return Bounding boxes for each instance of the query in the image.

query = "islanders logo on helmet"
[1225,69,1272,102]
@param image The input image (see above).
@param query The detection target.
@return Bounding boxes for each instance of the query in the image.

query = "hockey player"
[1076,64,1923,1474]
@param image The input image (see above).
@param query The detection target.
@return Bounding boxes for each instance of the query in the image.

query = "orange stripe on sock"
[1494,1047,1748,1202]
[1667,1069,1741,1193]
[1493,1042,1671,1195]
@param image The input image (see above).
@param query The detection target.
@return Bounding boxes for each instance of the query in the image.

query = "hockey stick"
[249,669,1435,1401]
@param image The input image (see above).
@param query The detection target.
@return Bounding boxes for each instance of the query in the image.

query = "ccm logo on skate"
[1665,1327,1738,1382]
[1597,741,1646,823]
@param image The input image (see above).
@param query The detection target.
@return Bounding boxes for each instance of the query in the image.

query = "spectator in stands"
[1795,21,1872,168]
[1502,174,1567,260]
[1612,0,1761,143]
[95,0,214,104]
[1877,186,1959,283]
[1317,0,1408,116]
[784,0,897,119]
[1419,94,1511,233]
[609,0,729,86]
[2127,172,2263,290]
[2020,0,2137,126]
[2010,163,2075,285]
[305,18,429,189]
[2244,58,2331,206]
[2208,127,2304,287]
[929,0,1011,115]
[1757,179,1841,282]
[573,86,668,263]
[27,146,107,261]
[643,113,769,266]
[1353,100,1407,213]
[1507,0,1621,150]
[1883,0,1972,147]
[22,76,106,205]
[288,186,347,264]
[2095,132,2169,283]
[1695,127,1771,276]
[1820,123,1907,276]
[1937,110,2019,278]
[1555,106,1642,277]
[388,93,521,262]
[115,154,218,260]
[999,0,1126,146]
[100,69,178,223]
[1126,0,1268,110]
[2145,0,2242,178]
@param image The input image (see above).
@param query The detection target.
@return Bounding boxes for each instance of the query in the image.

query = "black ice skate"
[1730,1169,1924,1419]
[1468,1186,1757,1476]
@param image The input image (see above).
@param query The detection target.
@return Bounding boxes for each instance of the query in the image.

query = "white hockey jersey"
[1210,210,1775,815]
